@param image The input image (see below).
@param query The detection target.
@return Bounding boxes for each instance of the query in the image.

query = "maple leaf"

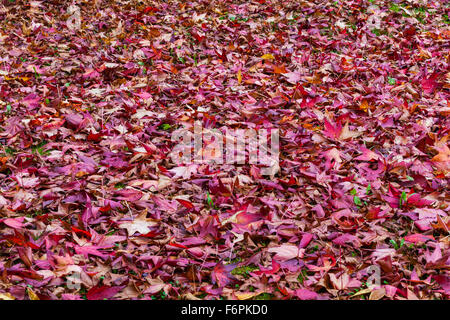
[295,289,318,300]
[87,285,124,300]
[421,73,439,94]
[404,234,435,244]
[74,245,110,259]
[211,262,236,288]
[0,0,448,301]
[338,122,360,140]
[261,53,274,60]
[2,217,25,229]
[237,69,242,84]
[114,188,143,201]
[268,244,304,261]
[21,93,40,109]
[329,273,360,290]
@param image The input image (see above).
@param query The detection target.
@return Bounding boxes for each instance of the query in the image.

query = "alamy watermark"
[366,5,382,30]
[365,265,381,288]
[169,122,280,176]
[66,271,82,290]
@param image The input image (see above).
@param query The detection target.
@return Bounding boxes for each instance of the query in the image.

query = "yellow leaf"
[235,291,260,300]
[280,114,294,124]
[359,100,370,112]
[0,293,15,300]
[261,53,274,60]
[27,287,39,300]
[237,69,242,84]
[22,24,31,36]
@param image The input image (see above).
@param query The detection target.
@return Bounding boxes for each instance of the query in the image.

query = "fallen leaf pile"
[0,0,448,300]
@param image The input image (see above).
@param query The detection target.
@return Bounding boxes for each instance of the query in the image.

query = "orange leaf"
[431,145,450,172]
[235,291,260,300]
[359,100,370,112]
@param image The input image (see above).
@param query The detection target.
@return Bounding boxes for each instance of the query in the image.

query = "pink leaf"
[295,289,318,300]
[2,217,25,229]
[87,285,123,300]
[404,233,435,244]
